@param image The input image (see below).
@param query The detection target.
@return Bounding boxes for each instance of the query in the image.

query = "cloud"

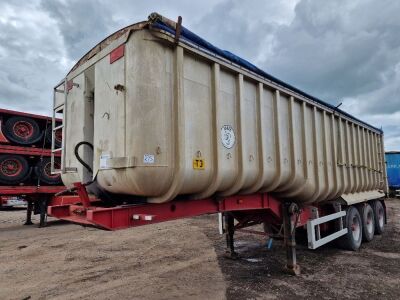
[40,0,226,61]
[0,1,68,115]
[265,0,400,105]
[192,0,299,66]
[342,62,400,115]
[40,0,119,61]
[0,0,398,150]
[194,0,400,150]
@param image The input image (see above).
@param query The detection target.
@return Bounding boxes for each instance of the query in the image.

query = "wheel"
[34,157,62,185]
[45,126,62,148]
[3,116,42,145]
[338,206,363,251]
[0,155,30,184]
[372,200,385,235]
[358,204,375,242]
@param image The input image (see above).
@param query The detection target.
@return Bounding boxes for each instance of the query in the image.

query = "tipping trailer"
[48,13,388,274]
[0,108,64,225]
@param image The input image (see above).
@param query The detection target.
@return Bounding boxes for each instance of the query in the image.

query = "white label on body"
[100,153,110,169]
[143,154,155,164]
[220,125,235,149]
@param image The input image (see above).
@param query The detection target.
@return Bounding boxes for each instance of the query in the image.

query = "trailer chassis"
[48,183,388,275]
[47,183,332,274]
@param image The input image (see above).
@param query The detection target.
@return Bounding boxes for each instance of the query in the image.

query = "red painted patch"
[0,119,10,143]
[110,44,125,64]
[66,80,73,91]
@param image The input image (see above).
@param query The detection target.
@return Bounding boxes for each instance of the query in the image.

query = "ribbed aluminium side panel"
[61,28,387,204]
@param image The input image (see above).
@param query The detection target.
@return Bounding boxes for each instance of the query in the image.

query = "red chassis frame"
[0,108,54,121]
[0,185,64,195]
[48,184,312,231]
[48,183,314,274]
[0,144,56,157]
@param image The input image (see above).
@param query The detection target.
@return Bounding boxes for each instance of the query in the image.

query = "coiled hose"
[74,141,93,175]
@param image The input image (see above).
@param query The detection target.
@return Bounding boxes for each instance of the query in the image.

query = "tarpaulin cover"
[152,20,382,133]
[386,152,400,188]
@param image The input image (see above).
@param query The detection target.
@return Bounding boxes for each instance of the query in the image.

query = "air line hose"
[74,141,94,175]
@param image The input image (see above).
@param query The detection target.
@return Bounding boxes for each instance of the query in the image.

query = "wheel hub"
[1,159,21,176]
[366,211,374,233]
[351,216,361,240]
[13,121,34,139]
[378,209,384,227]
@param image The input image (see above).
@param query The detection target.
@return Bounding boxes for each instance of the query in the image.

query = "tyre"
[338,206,363,251]
[3,116,42,145]
[0,155,30,184]
[358,203,375,242]
[45,126,62,148]
[35,157,62,185]
[372,200,385,235]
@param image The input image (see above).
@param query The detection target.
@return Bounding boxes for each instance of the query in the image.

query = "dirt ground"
[0,199,399,300]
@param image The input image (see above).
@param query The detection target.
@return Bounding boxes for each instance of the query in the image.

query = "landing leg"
[24,199,34,225]
[224,213,238,259]
[38,196,48,228]
[283,202,301,275]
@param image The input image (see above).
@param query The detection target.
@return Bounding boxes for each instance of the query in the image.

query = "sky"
[0,0,399,150]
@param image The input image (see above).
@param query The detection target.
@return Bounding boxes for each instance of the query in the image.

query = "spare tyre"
[35,157,62,185]
[0,155,30,185]
[3,116,42,145]
[45,126,62,148]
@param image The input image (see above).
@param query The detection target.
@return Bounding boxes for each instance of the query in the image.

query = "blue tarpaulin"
[386,152,400,189]
[151,20,382,133]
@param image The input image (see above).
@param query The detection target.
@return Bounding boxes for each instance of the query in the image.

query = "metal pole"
[283,202,301,275]
[24,199,34,225]
[224,213,238,259]
[38,196,48,228]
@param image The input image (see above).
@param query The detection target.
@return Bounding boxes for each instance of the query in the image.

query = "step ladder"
[51,79,67,175]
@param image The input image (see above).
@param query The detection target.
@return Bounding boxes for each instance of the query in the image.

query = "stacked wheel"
[3,116,42,145]
[1,114,63,186]
[0,155,30,184]
[339,201,385,250]
[34,157,62,185]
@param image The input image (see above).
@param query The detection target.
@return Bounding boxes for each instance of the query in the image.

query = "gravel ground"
[0,199,399,300]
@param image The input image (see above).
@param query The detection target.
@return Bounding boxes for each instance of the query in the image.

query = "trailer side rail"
[307,210,348,249]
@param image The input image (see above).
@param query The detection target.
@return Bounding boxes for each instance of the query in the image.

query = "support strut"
[24,199,34,225]
[224,213,238,259]
[283,202,301,275]
[38,196,48,227]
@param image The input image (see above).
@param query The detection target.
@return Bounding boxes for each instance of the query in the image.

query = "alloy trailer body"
[49,13,389,274]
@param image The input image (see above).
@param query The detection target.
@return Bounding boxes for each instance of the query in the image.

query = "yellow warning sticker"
[193,158,205,170]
